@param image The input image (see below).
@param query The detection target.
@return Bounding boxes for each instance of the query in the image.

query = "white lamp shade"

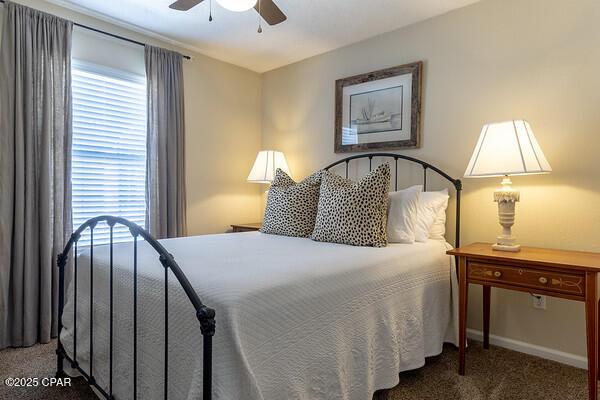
[464,120,552,178]
[247,150,291,183]
[215,0,257,12]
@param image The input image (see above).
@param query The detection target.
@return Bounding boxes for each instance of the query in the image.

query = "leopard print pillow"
[310,163,390,247]
[260,169,323,237]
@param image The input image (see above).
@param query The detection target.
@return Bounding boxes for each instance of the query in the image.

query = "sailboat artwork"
[349,86,403,135]
[335,61,422,153]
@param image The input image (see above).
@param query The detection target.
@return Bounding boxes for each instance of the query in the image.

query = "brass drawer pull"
[493,271,502,278]
[539,277,548,284]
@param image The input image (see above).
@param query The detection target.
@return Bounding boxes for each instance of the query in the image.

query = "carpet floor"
[0,340,591,399]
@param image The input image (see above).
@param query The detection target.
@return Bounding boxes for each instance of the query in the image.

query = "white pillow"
[428,193,449,240]
[414,189,449,242]
[386,185,422,243]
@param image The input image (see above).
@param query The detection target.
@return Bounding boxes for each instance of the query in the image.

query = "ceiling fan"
[169,0,287,29]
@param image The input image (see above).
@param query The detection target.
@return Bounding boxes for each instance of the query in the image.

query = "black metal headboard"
[323,153,462,247]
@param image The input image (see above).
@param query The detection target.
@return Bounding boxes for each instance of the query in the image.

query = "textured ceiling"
[47,0,479,72]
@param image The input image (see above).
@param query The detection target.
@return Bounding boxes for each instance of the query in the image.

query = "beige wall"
[261,0,600,357]
[183,56,262,235]
[2,0,263,235]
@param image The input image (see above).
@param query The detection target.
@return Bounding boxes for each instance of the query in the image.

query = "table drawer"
[232,227,257,233]
[468,261,585,297]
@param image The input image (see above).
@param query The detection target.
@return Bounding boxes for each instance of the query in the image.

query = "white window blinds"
[71,61,147,245]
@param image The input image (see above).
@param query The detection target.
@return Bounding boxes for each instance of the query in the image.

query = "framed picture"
[335,61,422,153]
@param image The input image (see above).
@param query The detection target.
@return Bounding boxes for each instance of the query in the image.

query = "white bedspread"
[60,232,458,400]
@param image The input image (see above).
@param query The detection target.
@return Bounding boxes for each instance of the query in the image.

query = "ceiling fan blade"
[254,0,287,25]
[169,0,204,11]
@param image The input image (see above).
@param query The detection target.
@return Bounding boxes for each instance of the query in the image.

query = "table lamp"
[464,120,552,252]
[247,150,291,184]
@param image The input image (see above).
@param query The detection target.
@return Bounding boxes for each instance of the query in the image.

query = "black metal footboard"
[56,216,215,400]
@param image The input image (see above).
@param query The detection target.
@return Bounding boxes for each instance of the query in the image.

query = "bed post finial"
[197,306,216,336]
[57,252,68,269]
[455,179,463,191]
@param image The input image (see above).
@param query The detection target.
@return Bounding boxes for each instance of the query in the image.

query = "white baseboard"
[467,328,588,370]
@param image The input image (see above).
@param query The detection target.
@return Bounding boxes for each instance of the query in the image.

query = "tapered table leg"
[483,285,491,349]
[585,272,598,400]
[458,257,468,376]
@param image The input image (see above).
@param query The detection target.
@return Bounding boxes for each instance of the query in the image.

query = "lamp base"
[492,243,521,252]
[492,176,521,252]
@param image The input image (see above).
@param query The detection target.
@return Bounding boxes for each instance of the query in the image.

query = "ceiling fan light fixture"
[215,0,257,12]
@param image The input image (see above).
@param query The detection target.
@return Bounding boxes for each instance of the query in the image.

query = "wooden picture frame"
[335,61,422,153]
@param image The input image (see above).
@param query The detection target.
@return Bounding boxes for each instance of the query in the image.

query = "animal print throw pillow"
[260,169,323,237]
[311,163,390,247]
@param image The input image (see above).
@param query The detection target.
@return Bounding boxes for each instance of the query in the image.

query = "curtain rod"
[0,0,192,60]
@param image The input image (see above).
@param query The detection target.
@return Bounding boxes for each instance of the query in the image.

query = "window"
[71,61,147,245]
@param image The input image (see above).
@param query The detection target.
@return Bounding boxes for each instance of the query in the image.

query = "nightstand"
[230,223,262,233]
[448,243,600,400]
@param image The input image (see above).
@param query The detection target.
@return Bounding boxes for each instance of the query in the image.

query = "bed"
[56,153,463,400]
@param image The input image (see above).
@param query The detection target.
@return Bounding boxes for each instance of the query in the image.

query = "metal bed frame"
[56,153,461,400]
[55,217,215,400]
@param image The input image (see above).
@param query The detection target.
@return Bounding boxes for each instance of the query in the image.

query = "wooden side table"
[230,223,262,233]
[448,242,600,400]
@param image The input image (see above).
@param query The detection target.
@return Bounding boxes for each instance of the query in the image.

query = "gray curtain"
[145,45,187,239]
[0,2,73,349]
